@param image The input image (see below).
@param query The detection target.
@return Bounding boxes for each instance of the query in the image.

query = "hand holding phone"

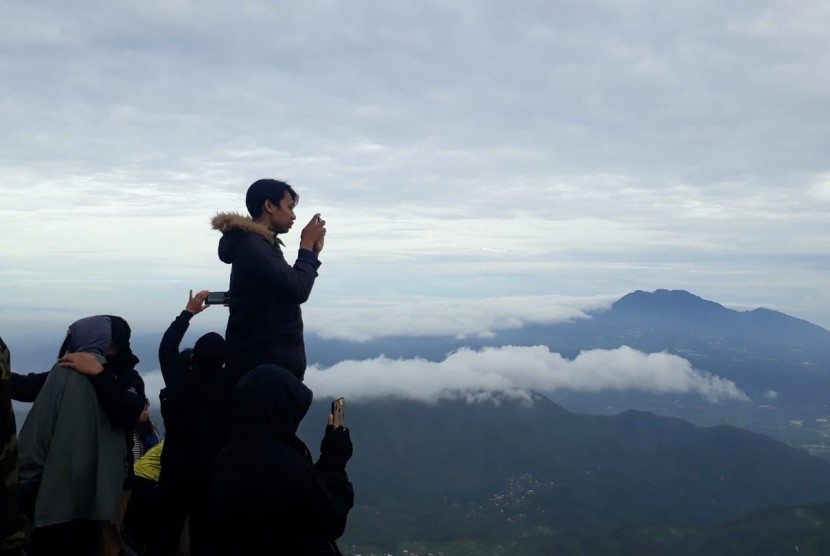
[330,397,345,428]
[301,213,326,252]
[319,398,353,472]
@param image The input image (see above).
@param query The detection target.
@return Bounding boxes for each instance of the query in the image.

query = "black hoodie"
[211,365,353,555]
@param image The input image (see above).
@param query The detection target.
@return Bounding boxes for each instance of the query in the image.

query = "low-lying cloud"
[303,345,749,404]
[56,345,747,421]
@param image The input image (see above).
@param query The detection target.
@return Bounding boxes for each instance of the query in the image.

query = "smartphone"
[205,291,229,306]
[331,397,345,428]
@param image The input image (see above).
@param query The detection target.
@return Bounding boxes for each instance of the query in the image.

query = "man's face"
[266,190,296,234]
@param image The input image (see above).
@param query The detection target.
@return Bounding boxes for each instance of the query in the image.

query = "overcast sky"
[2,0,830,348]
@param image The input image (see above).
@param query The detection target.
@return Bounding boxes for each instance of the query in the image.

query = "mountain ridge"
[304,393,830,547]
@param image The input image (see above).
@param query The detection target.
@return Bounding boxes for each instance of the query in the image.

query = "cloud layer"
[301,345,748,404]
[138,345,747,409]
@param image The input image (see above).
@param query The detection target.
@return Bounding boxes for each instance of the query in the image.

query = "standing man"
[211,178,326,381]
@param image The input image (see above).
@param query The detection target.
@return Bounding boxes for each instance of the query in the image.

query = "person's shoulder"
[236,233,287,268]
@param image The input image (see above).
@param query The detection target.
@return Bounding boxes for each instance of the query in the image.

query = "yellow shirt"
[134,439,164,482]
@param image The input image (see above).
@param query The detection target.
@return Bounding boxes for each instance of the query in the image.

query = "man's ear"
[263,199,274,214]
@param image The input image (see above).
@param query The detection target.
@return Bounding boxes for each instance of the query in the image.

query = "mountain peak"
[613,289,727,316]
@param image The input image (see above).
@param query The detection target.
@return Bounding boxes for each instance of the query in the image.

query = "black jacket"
[211,365,354,555]
[158,310,234,479]
[212,213,321,381]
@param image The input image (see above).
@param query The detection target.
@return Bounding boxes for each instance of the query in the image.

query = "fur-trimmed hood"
[212,212,283,264]
[211,212,274,240]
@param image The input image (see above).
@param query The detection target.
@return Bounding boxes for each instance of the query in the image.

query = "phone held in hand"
[331,397,345,428]
[205,291,229,306]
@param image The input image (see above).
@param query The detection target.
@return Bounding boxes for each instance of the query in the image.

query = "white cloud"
[304,345,749,404]
[304,294,618,341]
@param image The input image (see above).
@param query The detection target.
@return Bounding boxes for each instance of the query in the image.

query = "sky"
[2,1,830,402]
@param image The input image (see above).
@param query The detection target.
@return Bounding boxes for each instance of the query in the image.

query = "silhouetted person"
[211,365,354,555]
[123,440,164,555]
[149,291,231,556]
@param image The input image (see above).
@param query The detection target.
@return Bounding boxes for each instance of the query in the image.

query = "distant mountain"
[575,288,830,354]
[309,289,830,419]
[298,394,830,548]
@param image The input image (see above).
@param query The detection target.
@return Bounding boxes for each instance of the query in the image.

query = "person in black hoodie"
[211,364,354,555]
[211,178,326,381]
[147,290,232,556]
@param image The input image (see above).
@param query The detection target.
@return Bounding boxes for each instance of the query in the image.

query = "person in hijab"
[148,290,232,556]
[211,364,354,555]
[12,315,145,555]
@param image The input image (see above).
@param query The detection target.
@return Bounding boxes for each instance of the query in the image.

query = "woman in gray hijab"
[14,315,145,555]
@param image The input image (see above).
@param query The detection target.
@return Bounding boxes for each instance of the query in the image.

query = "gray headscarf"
[57,315,112,357]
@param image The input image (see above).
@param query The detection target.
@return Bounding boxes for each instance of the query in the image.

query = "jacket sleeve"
[89,367,145,428]
[240,236,321,304]
[158,310,193,388]
[298,466,355,541]
[10,372,49,402]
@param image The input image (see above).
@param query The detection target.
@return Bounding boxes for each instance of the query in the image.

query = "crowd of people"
[0,179,354,556]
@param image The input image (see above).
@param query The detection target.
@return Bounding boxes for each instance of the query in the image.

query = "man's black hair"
[246,179,299,218]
